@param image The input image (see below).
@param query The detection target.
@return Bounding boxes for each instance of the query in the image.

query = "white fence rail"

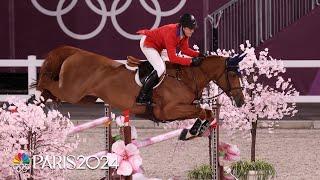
[0,56,320,103]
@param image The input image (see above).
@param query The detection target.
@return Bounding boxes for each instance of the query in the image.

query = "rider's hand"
[198,53,206,58]
[191,57,204,66]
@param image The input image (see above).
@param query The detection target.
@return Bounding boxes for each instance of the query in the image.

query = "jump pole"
[68,117,111,135]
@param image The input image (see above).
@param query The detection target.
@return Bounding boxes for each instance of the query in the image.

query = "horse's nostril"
[235,97,245,107]
[240,99,245,107]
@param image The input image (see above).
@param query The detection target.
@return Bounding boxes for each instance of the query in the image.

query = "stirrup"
[136,95,153,106]
[136,101,150,106]
[136,100,155,106]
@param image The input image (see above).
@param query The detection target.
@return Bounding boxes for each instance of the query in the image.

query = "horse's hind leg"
[78,95,98,104]
[40,89,63,109]
[39,89,58,103]
[42,79,83,104]
[27,89,55,104]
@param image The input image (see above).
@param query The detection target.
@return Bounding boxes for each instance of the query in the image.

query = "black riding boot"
[136,70,159,105]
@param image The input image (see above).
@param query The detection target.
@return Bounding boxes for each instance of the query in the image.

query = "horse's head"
[201,54,246,107]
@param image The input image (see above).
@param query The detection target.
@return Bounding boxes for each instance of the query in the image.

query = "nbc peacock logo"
[12,152,31,173]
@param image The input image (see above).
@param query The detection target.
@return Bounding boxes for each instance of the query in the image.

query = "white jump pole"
[133,126,191,148]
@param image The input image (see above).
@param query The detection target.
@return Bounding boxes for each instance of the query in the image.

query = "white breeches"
[140,35,166,77]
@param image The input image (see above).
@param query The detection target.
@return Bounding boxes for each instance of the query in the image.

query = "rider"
[136,13,205,105]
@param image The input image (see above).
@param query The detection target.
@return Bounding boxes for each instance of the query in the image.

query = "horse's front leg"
[159,103,202,121]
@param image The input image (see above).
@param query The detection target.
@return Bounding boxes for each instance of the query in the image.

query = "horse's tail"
[30,80,38,89]
[30,46,81,91]
[41,46,80,80]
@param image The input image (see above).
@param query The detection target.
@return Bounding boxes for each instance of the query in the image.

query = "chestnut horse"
[32,46,244,122]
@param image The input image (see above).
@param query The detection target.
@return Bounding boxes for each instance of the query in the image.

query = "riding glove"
[191,57,204,66]
[198,53,206,58]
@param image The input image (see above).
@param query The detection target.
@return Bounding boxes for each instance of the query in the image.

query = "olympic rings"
[31,0,186,40]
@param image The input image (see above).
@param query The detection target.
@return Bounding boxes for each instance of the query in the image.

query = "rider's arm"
[165,35,192,66]
[180,38,199,57]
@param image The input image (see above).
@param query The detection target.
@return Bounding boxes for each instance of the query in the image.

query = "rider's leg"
[137,36,165,104]
[139,36,165,77]
[136,69,158,104]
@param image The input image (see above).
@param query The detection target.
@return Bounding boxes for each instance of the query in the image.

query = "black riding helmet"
[179,13,197,29]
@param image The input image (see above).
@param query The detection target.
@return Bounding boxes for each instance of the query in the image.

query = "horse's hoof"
[198,120,210,136]
[179,129,189,141]
[189,118,202,136]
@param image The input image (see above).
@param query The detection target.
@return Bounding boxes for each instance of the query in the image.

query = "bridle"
[197,58,244,104]
[166,57,244,104]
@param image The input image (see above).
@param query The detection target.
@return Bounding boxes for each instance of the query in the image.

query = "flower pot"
[247,170,273,180]
[223,174,236,180]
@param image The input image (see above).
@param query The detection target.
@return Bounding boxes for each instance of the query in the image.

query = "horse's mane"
[164,55,224,70]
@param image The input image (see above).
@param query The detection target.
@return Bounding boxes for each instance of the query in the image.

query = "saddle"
[126,56,166,88]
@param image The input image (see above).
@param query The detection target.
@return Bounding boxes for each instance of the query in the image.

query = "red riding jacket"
[137,23,199,66]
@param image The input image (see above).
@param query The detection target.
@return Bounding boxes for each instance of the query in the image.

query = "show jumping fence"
[68,103,222,179]
[0,56,319,102]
